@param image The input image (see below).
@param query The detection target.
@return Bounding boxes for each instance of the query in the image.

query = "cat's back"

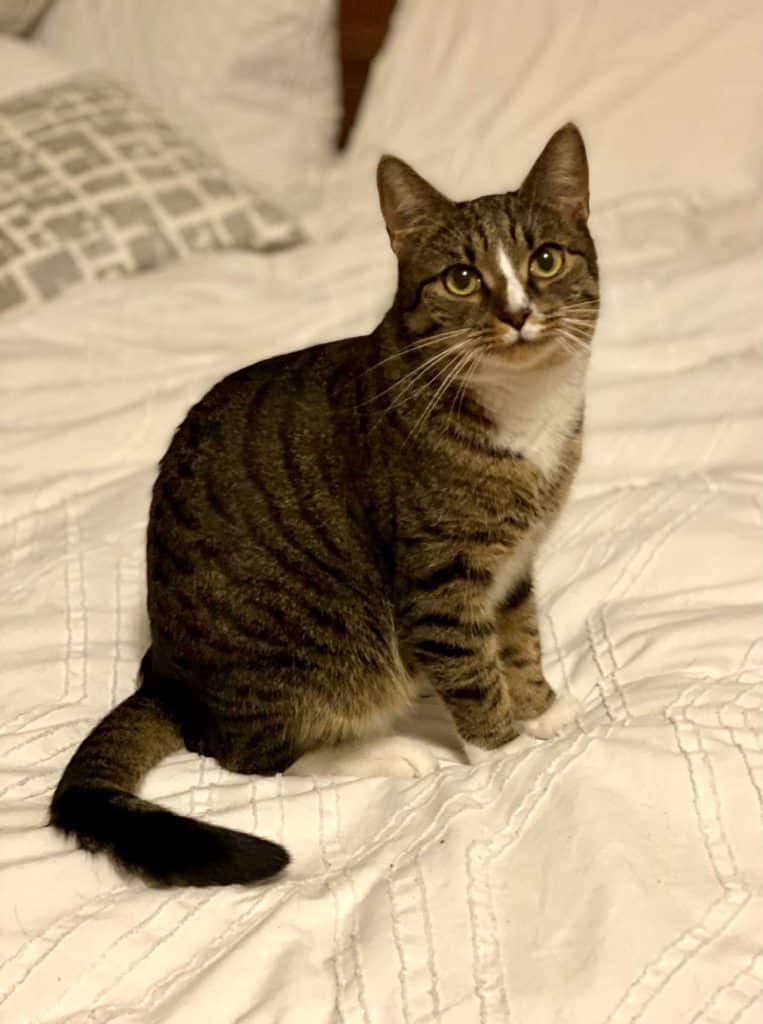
[147,334,377,582]
[160,334,370,477]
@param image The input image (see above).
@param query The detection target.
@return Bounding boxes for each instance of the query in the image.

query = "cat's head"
[377,124,598,371]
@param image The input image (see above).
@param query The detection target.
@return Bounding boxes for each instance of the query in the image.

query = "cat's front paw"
[519,693,582,739]
[462,694,583,764]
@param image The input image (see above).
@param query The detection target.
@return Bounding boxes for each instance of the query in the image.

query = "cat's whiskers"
[387,329,494,441]
[362,327,475,378]
[553,299,599,310]
[551,328,591,358]
[451,347,486,427]
[357,334,475,413]
[404,347,478,446]
[383,336,476,406]
[391,327,496,402]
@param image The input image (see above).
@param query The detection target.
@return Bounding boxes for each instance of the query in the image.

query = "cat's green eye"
[443,265,482,297]
[530,244,564,279]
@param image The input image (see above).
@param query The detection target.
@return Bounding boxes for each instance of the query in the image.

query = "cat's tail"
[50,660,289,887]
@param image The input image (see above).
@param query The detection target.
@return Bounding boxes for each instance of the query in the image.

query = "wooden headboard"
[338,0,397,148]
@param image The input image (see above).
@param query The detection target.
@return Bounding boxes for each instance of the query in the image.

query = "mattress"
[2,5,762,1023]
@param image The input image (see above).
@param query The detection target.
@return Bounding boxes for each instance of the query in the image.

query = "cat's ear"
[519,123,589,224]
[377,156,451,256]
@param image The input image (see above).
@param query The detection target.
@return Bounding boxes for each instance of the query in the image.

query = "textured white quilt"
[2,0,763,1016]
[1,178,761,1022]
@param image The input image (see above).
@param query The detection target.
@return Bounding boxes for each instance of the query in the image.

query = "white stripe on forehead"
[497,245,528,313]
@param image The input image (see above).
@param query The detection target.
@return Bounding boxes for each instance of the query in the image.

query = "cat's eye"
[530,244,565,279]
[443,265,482,297]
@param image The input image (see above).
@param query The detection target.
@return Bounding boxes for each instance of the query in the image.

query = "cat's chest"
[475,357,587,480]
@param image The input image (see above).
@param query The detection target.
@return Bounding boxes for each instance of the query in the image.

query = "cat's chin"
[488,333,575,371]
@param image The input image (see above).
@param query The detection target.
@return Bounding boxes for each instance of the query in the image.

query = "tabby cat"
[51,124,599,887]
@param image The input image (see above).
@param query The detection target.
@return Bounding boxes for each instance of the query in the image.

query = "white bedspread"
[1,170,761,1023]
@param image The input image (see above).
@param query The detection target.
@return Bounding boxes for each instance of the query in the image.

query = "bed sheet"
[1,173,761,1023]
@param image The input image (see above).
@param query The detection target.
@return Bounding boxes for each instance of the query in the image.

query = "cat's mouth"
[497,326,547,349]
[485,326,579,368]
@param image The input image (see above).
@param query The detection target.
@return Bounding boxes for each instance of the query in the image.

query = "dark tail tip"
[51,786,289,887]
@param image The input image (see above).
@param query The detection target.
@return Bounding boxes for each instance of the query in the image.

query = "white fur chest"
[474,355,587,480]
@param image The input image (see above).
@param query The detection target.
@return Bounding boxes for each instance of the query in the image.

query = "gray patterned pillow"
[0,73,300,314]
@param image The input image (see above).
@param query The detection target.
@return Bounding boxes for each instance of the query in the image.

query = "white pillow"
[34,0,340,217]
[348,0,763,207]
[0,34,72,98]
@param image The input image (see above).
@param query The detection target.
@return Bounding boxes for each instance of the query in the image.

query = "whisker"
[361,328,473,377]
[404,348,476,446]
[356,337,474,411]
[553,301,599,310]
[385,338,475,402]
[452,348,485,427]
[551,331,590,356]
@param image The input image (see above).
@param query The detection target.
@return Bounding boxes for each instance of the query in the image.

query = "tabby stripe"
[416,639,475,659]
[280,380,350,567]
[242,380,362,598]
[160,489,200,531]
[411,613,493,638]
[499,642,517,661]
[397,521,511,546]
[500,575,533,612]
[204,470,237,525]
[445,684,489,702]
[204,592,337,656]
[190,510,341,618]
[354,370,373,498]
[253,651,320,673]
[404,273,442,314]
[413,555,492,592]
[151,537,194,576]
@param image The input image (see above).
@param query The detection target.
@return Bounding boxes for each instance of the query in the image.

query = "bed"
[1,2,761,1022]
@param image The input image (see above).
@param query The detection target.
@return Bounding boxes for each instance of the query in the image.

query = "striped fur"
[51,125,599,885]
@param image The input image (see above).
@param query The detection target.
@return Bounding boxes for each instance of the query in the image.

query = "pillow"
[0,34,73,100]
[347,0,763,208]
[0,73,299,315]
[34,0,341,218]
[0,0,50,35]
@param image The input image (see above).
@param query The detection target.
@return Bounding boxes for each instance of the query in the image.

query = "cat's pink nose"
[498,307,529,330]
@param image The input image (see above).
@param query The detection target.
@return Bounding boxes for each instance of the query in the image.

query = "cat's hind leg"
[286,734,438,779]
[285,661,435,778]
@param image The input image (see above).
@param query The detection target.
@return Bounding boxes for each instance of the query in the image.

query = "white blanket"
[1,178,761,1022]
[2,0,763,1015]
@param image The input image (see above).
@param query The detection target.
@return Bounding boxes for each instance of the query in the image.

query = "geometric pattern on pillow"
[0,74,300,314]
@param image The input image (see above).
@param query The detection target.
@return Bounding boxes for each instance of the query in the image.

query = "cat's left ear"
[519,123,589,224]
[377,155,451,256]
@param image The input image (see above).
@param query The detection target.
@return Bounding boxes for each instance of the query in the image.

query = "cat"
[50,124,599,887]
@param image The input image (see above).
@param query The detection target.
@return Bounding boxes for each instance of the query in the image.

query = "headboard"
[338,0,397,148]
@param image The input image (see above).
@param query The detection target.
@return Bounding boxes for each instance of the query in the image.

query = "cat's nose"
[498,307,529,330]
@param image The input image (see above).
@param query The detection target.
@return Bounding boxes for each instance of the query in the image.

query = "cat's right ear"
[377,156,450,257]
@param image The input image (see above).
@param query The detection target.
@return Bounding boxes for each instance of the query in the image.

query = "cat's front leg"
[404,611,519,753]
[494,574,555,722]
[488,573,581,753]
[434,574,580,764]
